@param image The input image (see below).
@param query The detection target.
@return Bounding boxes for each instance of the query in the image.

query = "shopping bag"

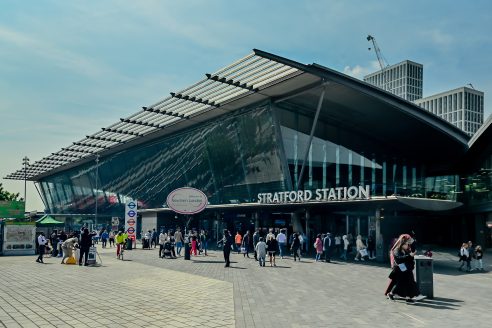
[398,263,407,272]
[359,248,368,257]
[66,256,76,265]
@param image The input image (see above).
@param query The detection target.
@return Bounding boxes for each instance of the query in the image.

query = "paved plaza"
[0,246,491,328]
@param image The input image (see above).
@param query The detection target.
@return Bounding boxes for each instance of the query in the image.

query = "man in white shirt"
[158,231,168,258]
[37,232,47,263]
[276,229,287,259]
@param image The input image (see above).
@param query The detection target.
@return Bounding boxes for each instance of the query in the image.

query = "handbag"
[359,248,368,257]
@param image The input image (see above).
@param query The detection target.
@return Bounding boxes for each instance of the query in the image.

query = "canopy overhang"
[5,49,469,181]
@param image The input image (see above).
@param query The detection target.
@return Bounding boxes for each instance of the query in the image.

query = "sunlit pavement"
[0,246,491,327]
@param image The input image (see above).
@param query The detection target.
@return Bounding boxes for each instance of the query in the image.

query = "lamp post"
[94,154,100,226]
[22,156,30,205]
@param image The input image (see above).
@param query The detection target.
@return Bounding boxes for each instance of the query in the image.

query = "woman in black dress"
[391,239,420,303]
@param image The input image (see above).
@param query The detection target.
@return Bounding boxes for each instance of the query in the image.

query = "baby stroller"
[162,241,173,258]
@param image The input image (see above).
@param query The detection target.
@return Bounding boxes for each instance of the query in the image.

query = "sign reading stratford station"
[258,185,371,204]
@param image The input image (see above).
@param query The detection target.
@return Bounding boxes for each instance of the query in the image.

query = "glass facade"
[39,101,462,219]
[39,105,288,217]
[463,151,492,206]
[277,107,459,200]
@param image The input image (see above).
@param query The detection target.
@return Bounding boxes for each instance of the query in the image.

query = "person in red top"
[235,232,242,254]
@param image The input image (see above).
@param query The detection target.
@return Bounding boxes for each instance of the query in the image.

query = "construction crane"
[367,35,389,90]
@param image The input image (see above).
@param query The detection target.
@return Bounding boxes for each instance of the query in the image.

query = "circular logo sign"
[166,187,208,215]
[127,227,135,234]
[127,201,136,209]
[127,210,136,217]
[127,218,136,226]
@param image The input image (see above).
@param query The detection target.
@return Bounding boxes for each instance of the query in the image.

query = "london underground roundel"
[166,187,208,215]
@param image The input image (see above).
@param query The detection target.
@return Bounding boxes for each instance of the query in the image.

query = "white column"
[141,212,157,236]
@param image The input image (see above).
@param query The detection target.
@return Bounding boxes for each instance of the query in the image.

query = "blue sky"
[1,0,491,211]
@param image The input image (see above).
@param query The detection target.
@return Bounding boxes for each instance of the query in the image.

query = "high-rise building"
[414,87,484,136]
[363,60,423,101]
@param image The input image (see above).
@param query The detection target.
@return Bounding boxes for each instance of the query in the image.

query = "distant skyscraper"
[364,60,423,102]
[414,87,484,136]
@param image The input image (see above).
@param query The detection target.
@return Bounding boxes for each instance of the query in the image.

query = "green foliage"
[0,183,22,201]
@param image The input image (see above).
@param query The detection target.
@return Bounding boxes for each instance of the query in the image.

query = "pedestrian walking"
[459,242,470,272]
[218,230,233,267]
[151,229,158,248]
[277,229,287,259]
[475,245,484,271]
[291,233,301,261]
[354,235,368,261]
[256,237,267,267]
[235,232,242,254]
[36,232,47,263]
[109,231,115,247]
[333,234,341,256]
[242,231,251,258]
[389,238,425,303]
[266,234,278,266]
[468,241,475,271]
[323,232,333,262]
[174,228,184,256]
[253,229,260,261]
[340,235,349,260]
[385,234,413,298]
[79,228,92,266]
[101,230,109,248]
[190,235,198,256]
[314,234,323,262]
[159,231,167,258]
[367,235,376,260]
[200,230,208,256]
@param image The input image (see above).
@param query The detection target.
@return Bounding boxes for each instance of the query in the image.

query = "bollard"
[415,255,434,299]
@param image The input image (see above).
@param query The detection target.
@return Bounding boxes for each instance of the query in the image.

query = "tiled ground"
[0,245,490,327]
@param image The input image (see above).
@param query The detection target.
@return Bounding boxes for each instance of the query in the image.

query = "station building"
[6,50,492,259]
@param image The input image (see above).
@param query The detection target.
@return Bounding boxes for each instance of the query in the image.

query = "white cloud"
[343,61,380,79]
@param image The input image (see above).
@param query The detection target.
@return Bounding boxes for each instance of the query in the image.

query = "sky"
[1,0,491,212]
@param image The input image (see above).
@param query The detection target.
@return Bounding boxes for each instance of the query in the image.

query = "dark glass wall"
[277,107,460,199]
[462,150,492,206]
[39,105,288,216]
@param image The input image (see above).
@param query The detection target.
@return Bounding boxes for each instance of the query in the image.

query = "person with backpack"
[323,232,333,263]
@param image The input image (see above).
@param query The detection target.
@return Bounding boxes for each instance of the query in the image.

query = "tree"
[0,183,22,202]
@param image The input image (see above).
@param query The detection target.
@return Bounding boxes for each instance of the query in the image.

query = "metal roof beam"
[170,92,219,108]
[206,73,258,92]
[72,142,108,149]
[51,152,85,159]
[142,107,185,118]
[101,127,144,137]
[86,135,124,143]
[61,147,97,154]
[119,118,161,128]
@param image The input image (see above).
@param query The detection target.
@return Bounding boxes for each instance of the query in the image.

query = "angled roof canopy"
[5,49,469,181]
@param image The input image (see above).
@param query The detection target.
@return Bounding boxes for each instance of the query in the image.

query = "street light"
[94,154,100,226]
[22,156,30,205]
